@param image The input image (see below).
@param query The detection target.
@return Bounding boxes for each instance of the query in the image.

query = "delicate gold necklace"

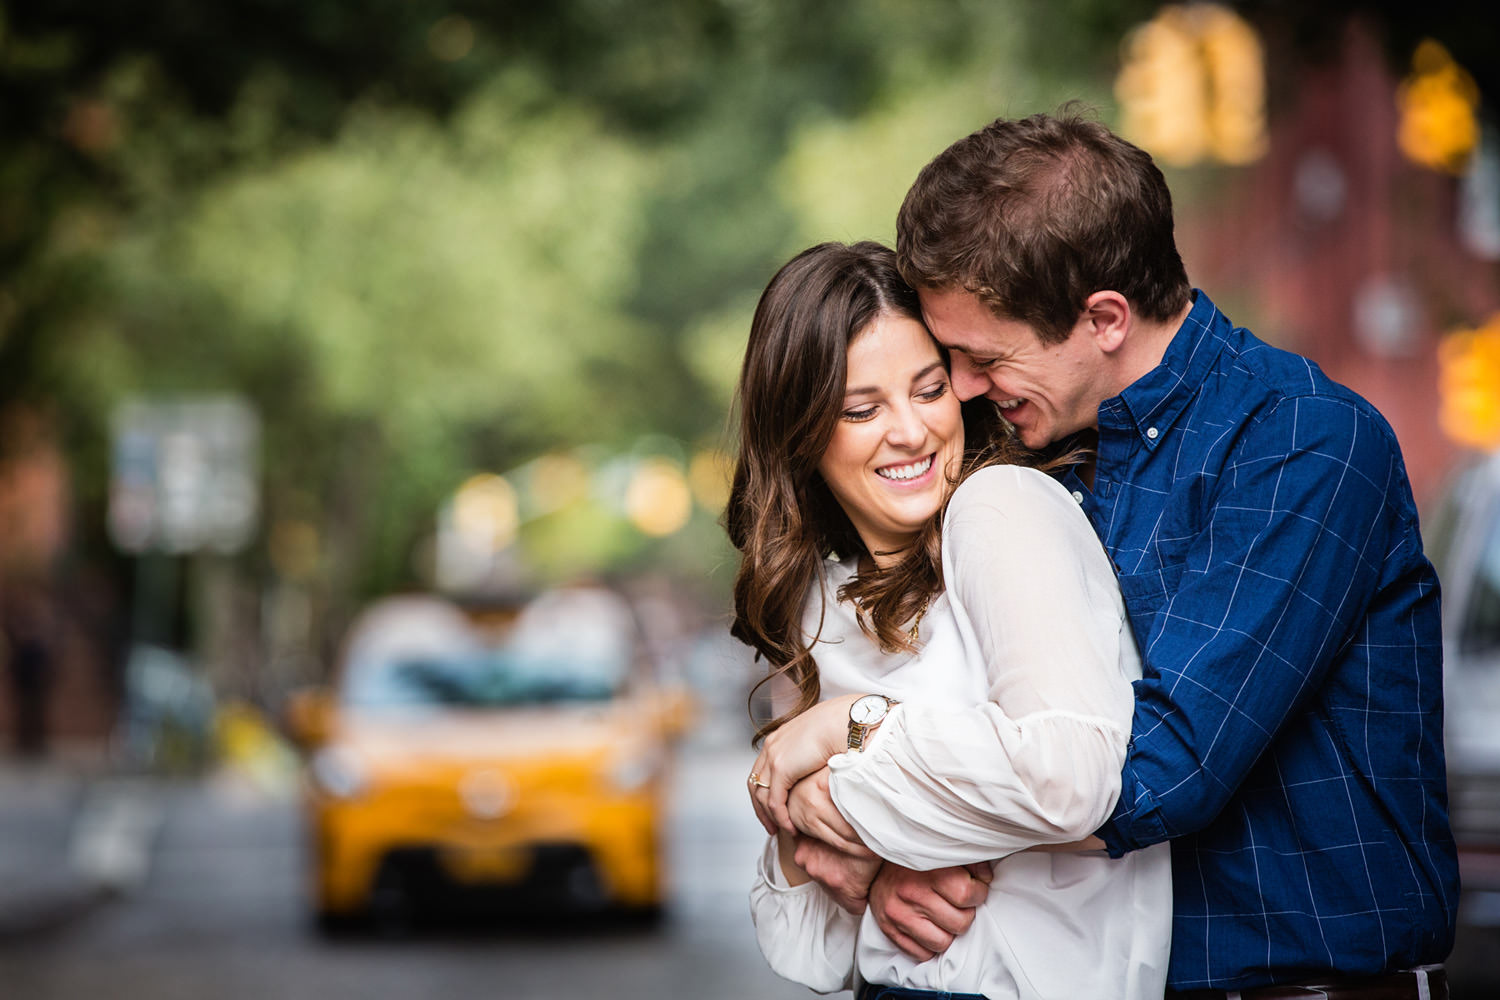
[908,596,931,642]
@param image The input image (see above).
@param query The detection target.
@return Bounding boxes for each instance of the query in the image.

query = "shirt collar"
[1098,289,1230,447]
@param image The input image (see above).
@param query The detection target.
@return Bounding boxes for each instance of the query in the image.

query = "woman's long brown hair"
[725,241,1072,744]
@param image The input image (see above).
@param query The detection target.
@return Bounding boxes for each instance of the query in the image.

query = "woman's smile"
[875,453,936,483]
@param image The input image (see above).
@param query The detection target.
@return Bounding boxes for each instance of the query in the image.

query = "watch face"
[850,695,888,725]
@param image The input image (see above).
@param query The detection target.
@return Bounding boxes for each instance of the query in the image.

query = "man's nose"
[950,364,989,402]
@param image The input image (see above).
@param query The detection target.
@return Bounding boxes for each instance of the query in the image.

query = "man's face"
[918,286,1109,450]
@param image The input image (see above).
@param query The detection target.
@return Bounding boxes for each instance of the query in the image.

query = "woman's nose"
[884,404,926,448]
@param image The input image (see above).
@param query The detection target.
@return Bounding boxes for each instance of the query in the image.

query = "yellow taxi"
[286,586,692,929]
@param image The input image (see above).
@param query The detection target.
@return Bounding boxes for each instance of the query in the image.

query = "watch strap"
[846,695,898,752]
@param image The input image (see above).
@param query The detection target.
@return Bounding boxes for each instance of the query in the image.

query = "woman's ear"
[1082,291,1131,354]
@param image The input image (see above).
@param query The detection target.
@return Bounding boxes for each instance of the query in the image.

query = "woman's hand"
[788,767,872,857]
[749,692,863,835]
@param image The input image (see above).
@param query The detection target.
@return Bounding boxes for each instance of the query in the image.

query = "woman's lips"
[876,453,936,483]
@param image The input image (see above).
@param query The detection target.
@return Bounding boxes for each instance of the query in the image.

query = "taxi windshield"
[345,648,622,709]
[338,588,636,712]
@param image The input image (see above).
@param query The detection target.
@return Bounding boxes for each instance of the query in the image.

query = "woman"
[725,241,1170,999]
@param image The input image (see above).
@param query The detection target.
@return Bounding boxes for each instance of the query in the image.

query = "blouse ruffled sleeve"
[748,834,860,993]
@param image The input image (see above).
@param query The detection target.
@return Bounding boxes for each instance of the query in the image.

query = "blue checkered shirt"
[1079,291,1460,990]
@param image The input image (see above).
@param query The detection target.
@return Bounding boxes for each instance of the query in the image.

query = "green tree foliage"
[0,0,1144,639]
[57,73,653,597]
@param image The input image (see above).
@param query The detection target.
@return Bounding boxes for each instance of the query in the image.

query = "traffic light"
[1439,313,1500,452]
[1397,39,1480,175]
[1115,3,1267,167]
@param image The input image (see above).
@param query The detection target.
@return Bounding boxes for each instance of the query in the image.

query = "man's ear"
[1082,291,1131,354]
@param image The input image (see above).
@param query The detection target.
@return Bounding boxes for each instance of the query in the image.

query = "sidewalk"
[0,758,166,939]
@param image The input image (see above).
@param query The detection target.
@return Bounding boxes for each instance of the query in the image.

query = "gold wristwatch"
[846,694,899,752]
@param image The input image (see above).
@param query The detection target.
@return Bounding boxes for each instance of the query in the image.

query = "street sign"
[108,396,260,555]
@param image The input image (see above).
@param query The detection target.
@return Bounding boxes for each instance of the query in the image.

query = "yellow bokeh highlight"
[215,700,299,793]
[452,473,519,552]
[1115,3,1267,167]
[1439,314,1500,452]
[1117,10,1207,166]
[530,452,590,513]
[1397,40,1480,175]
[688,448,734,512]
[1198,7,1267,165]
[625,457,693,537]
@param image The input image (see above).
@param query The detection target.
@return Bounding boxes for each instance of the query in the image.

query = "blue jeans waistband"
[857,985,988,1000]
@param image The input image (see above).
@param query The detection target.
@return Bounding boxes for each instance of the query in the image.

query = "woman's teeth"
[877,455,934,481]
[997,398,1022,410]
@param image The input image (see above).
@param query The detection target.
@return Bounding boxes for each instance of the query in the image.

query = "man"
[757,112,1459,998]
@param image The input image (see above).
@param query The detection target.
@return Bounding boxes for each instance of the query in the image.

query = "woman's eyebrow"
[910,361,946,382]
[844,360,947,397]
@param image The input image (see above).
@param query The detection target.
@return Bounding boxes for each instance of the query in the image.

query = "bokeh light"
[688,448,733,512]
[452,473,520,552]
[1397,39,1480,175]
[625,457,693,537]
[1439,314,1500,451]
[530,452,591,514]
[1116,3,1266,167]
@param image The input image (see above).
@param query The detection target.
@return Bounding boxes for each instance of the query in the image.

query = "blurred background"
[1,0,1499,996]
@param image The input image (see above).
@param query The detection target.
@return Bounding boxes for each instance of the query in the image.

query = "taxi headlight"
[310,747,370,800]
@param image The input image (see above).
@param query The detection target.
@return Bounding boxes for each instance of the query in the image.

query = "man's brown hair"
[896,110,1191,344]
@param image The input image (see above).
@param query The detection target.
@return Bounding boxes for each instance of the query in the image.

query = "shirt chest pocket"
[1116,562,1186,650]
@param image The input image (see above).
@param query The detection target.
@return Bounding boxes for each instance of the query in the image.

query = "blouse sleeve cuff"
[749,838,859,993]
[756,835,823,894]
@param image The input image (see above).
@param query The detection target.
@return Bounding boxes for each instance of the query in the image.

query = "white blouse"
[749,465,1172,999]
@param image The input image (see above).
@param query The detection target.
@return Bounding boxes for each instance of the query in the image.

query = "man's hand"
[749,693,861,835]
[867,863,993,962]
[791,836,883,915]
[788,767,870,856]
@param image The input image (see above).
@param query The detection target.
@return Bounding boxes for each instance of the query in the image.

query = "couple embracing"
[725,112,1459,1000]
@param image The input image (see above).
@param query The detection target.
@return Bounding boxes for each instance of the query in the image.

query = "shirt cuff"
[1097,763,1170,857]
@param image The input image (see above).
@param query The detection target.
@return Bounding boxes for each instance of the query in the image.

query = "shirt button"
[1071,491,1084,504]
[1146,426,1159,440]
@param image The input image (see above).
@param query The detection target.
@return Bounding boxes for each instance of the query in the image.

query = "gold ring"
[748,772,770,789]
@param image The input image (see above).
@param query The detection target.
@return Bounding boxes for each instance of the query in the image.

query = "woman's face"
[817,311,965,567]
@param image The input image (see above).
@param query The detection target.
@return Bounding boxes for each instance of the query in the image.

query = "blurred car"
[1429,451,1500,917]
[286,586,693,929]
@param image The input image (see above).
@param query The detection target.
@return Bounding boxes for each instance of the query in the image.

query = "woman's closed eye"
[916,380,950,403]
[842,378,948,420]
